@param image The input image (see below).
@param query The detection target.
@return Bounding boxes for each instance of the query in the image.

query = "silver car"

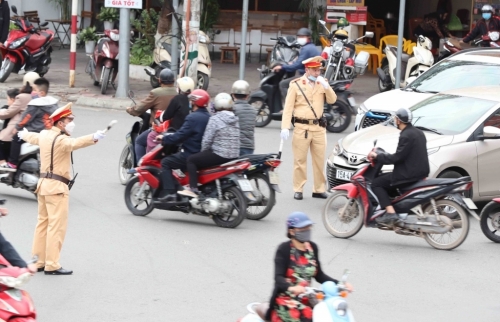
[327,86,500,202]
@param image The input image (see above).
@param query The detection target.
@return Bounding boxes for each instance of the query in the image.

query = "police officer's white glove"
[18,128,28,140]
[280,129,289,141]
[317,76,330,89]
[93,130,106,141]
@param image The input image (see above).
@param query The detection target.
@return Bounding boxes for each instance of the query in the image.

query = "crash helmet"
[159,68,175,85]
[213,93,234,111]
[23,72,40,87]
[482,4,494,13]
[394,107,413,124]
[334,29,349,40]
[231,80,250,96]
[337,17,350,28]
[297,28,312,37]
[177,76,195,94]
[188,89,210,107]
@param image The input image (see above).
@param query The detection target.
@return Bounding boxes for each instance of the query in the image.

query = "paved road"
[1,103,498,322]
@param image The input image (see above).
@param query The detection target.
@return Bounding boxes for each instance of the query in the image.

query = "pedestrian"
[281,56,337,200]
[0,0,10,43]
[231,80,256,156]
[18,103,106,275]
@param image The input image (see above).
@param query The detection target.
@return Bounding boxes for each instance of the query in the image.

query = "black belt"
[40,172,70,185]
[294,118,319,125]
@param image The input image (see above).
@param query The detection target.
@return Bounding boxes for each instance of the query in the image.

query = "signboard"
[326,6,367,25]
[327,0,365,7]
[104,0,143,9]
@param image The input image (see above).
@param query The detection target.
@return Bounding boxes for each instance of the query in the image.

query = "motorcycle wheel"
[246,173,276,220]
[119,144,133,185]
[0,58,14,83]
[101,67,111,95]
[124,176,155,216]
[423,199,470,250]
[326,100,352,133]
[378,64,392,92]
[253,99,272,127]
[322,191,364,238]
[480,201,500,243]
[212,186,247,228]
[197,72,209,90]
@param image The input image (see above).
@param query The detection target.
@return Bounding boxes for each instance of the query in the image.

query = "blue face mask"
[31,93,39,99]
[483,13,492,20]
[308,75,317,82]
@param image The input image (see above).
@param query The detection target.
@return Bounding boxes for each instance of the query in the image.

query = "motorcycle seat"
[398,177,470,192]
[240,153,276,162]
[389,46,411,62]
[198,159,248,175]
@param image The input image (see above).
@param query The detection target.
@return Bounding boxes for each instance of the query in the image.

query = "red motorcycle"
[0,5,54,82]
[124,143,254,228]
[479,199,500,243]
[85,29,120,95]
[437,31,500,62]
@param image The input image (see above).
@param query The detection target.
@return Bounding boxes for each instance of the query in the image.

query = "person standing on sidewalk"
[19,103,106,275]
[231,80,256,156]
[281,56,337,200]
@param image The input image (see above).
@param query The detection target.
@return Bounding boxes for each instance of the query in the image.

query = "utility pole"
[69,0,79,87]
[395,0,406,89]
[171,0,180,78]
[239,0,249,80]
[115,8,131,98]
[180,0,200,84]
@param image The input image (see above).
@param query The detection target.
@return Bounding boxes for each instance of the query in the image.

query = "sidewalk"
[0,48,379,109]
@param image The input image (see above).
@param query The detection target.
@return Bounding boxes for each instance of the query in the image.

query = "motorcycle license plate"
[238,179,254,192]
[336,169,354,181]
[145,67,155,75]
[462,198,478,210]
[269,171,280,185]
[347,96,356,107]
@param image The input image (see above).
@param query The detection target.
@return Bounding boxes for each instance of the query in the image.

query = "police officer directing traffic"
[281,56,337,200]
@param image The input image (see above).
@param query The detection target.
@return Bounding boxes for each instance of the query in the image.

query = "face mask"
[294,229,311,243]
[308,75,317,82]
[64,121,75,135]
[297,38,308,46]
[31,93,39,99]
[483,13,492,20]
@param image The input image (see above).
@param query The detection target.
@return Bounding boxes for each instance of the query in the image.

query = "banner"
[327,0,365,6]
[104,0,143,9]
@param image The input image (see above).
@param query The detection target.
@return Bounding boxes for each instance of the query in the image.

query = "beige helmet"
[231,80,250,95]
[213,93,234,111]
[23,72,40,87]
[177,77,195,94]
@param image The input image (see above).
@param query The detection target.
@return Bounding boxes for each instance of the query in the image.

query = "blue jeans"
[240,148,254,156]
[135,129,151,163]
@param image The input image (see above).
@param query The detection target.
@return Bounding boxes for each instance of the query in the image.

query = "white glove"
[317,76,329,89]
[18,128,28,140]
[280,129,289,141]
[93,130,106,141]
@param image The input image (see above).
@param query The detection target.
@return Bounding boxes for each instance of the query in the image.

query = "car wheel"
[438,170,472,198]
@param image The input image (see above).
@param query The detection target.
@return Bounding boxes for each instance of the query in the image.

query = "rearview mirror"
[128,90,135,99]
[365,31,374,39]
[319,20,326,26]
[483,126,500,138]
[11,6,18,15]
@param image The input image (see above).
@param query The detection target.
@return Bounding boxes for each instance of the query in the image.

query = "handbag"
[294,82,327,128]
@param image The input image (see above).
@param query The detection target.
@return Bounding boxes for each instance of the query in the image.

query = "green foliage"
[9,21,19,31]
[201,0,220,31]
[97,7,119,22]
[78,26,99,42]
[299,0,326,45]
[130,38,154,66]
[132,9,159,50]
[130,53,153,66]
[48,0,71,20]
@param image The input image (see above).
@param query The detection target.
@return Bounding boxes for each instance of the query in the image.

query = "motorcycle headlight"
[332,138,344,156]
[490,31,500,41]
[333,40,343,53]
[8,36,28,49]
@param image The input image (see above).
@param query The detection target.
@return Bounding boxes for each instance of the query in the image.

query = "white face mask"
[297,38,308,46]
[64,121,75,135]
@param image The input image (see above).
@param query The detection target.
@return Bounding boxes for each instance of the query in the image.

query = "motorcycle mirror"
[365,31,374,38]
[319,20,326,26]
[128,90,135,99]
[341,269,350,282]
[216,29,221,35]
[0,199,5,205]
[373,139,377,147]
[11,6,18,15]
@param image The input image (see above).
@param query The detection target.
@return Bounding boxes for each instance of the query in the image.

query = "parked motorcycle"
[248,72,356,133]
[239,270,354,322]
[377,35,434,92]
[258,35,300,80]
[321,142,478,250]
[437,33,498,62]
[145,31,214,90]
[479,199,500,243]
[0,5,54,82]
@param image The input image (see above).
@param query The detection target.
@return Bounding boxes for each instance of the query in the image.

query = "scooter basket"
[354,51,370,75]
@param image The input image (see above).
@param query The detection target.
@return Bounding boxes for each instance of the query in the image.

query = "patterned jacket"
[201,111,240,159]
[419,12,451,38]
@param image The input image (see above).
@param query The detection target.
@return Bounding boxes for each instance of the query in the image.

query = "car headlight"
[427,147,439,155]
[358,102,368,114]
[8,37,28,49]
[332,138,344,156]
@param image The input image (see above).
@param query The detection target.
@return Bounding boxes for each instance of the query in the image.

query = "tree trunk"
[157,0,173,36]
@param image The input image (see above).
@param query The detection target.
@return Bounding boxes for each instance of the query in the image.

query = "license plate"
[269,171,280,185]
[347,96,356,107]
[336,169,354,181]
[238,179,254,192]
[145,67,155,75]
[462,197,478,210]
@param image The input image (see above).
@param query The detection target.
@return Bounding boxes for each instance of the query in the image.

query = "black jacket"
[159,94,190,131]
[463,17,500,45]
[265,241,337,320]
[161,108,210,156]
[377,124,430,186]
[0,1,10,44]
[0,232,27,268]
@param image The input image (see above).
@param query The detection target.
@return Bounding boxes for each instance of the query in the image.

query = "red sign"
[328,0,365,6]
[346,6,367,23]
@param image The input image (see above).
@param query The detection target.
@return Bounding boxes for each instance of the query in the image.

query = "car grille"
[327,163,355,189]
[361,111,391,128]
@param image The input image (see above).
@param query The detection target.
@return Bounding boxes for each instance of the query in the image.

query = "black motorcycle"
[259,35,300,79]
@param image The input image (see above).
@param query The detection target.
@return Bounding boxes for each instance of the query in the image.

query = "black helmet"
[395,108,412,124]
[159,68,175,84]
[297,28,312,37]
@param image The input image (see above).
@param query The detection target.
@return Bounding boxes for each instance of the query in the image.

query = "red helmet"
[188,89,210,107]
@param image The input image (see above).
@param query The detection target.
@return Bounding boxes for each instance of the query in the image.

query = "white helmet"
[231,80,250,95]
[482,4,494,13]
[23,72,40,87]
[213,93,234,111]
[177,77,195,94]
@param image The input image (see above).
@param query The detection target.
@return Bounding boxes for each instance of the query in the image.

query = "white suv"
[354,48,500,131]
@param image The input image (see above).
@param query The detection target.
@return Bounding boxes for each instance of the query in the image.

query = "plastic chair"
[367,12,386,46]
[378,35,406,66]
[408,18,423,42]
[447,14,463,31]
[404,41,417,55]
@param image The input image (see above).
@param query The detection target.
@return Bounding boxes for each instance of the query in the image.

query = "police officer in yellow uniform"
[19,103,105,275]
[281,56,337,200]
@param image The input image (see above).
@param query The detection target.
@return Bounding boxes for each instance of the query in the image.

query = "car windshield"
[408,61,500,92]
[410,94,498,135]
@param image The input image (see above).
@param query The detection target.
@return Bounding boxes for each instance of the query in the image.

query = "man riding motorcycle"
[368,108,430,226]
[461,4,500,47]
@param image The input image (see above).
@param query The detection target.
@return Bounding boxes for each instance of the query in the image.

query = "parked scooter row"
[437,32,500,62]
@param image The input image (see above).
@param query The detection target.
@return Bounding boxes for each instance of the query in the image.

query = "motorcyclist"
[368,108,430,226]
[272,28,320,109]
[126,68,177,162]
[231,80,256,156]
[462,5,500,47]
[155,89,211,202]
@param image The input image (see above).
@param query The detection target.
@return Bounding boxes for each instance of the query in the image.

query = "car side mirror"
[365,31,374,39]
[482,126,500,139]
[11,6,18,15]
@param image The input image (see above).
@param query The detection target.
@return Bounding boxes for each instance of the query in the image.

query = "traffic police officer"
[19,103,105,275]
[281,56,337,200]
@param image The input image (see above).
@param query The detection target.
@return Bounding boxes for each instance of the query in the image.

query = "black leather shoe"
[376,213,400,226]
[44,268,73,275]
[37,267,45,272]
[312,192,328,199]
[294,192,303,200]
